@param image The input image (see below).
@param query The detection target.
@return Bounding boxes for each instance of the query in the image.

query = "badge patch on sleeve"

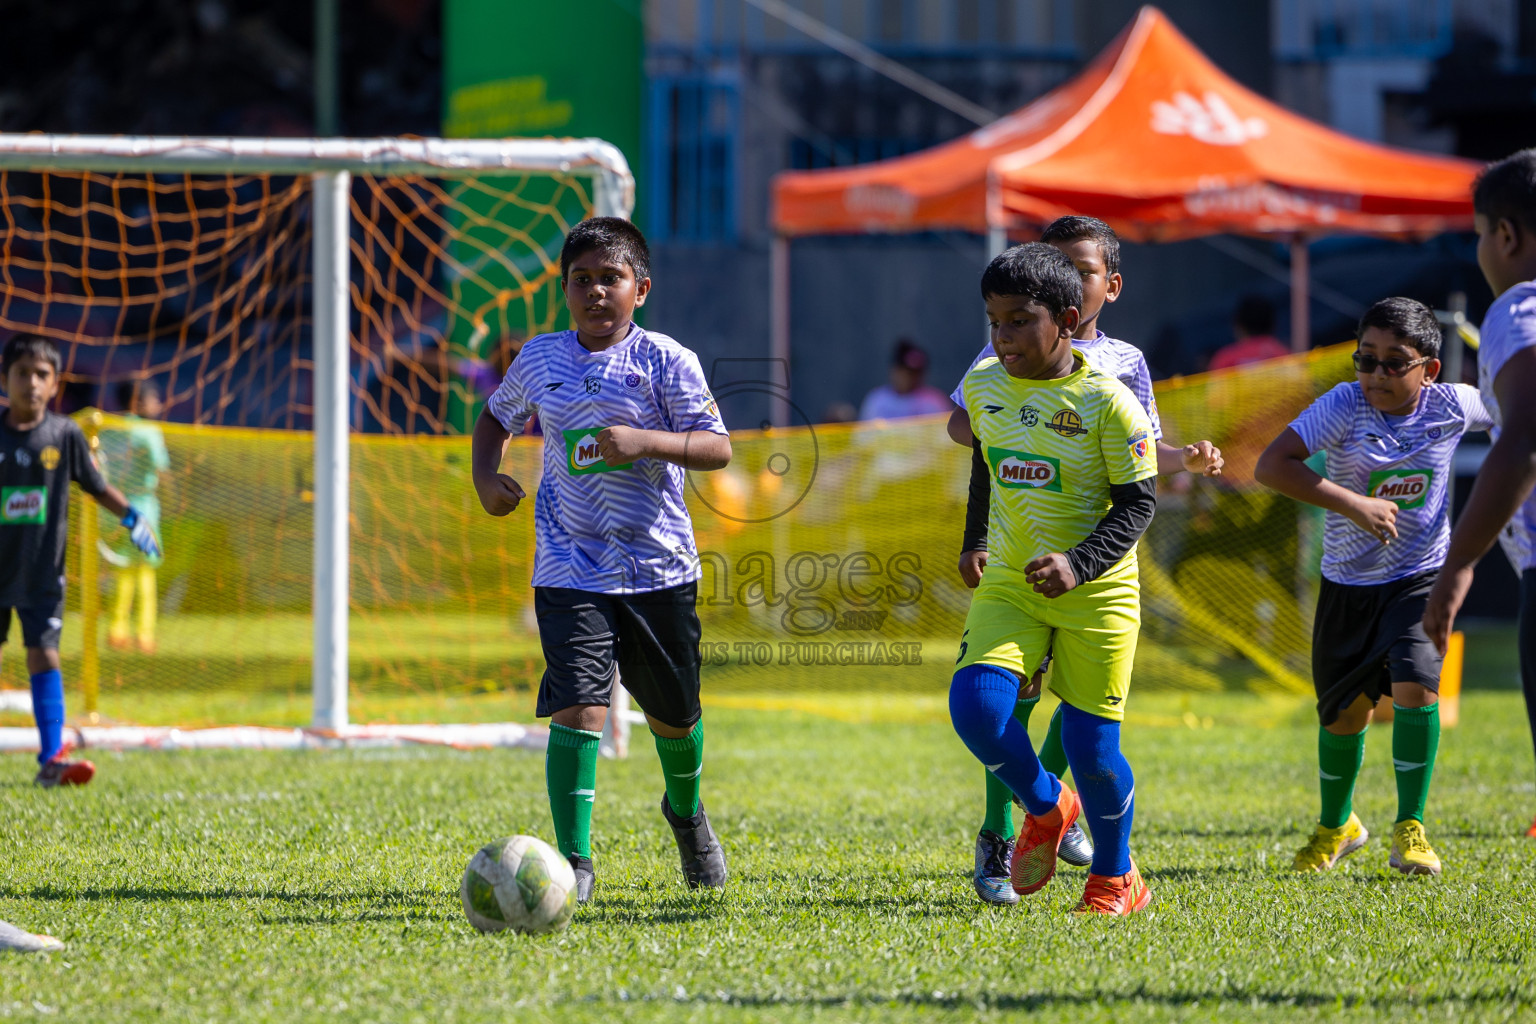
[563,429,633,475]
[1127,429,1151,461]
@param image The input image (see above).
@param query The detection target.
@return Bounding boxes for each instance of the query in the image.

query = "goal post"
[0,133,633,739]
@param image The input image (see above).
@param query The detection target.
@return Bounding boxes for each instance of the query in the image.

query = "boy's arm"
[946,407,974,447]
[1024,479,1156,598]
[595,426,731,471]
[958,438,990,587]
[1254,427,1397,544]
[471,408,526,516]
[1424,348,1536,652]
[1156,439,1223,476]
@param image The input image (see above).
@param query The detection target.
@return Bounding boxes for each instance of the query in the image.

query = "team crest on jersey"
[1127,429,1150,461]
[39,446,60,471]
[1427,427,1442,440]
[624,372,645,391]
[1368,468,1432,510]
[1,487,46,524]
[1019,405,1039,427]
[563,428,633,475]
[1047,409,1088,438]
[989,448,1062,491]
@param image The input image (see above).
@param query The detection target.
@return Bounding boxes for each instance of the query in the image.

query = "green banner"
[441,0,643,430]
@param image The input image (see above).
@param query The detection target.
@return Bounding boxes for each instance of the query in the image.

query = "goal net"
[0,134,632,749]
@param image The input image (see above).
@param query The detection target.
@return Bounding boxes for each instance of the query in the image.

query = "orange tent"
[766,6,1481,378]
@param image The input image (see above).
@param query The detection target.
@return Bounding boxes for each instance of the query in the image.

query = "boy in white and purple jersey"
[1424,149,1536,839]
[944,216,1224,905]
[472,218,733,905]
[1258,297,1493,878]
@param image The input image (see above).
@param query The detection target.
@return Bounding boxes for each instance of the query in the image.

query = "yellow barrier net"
[46,344,1353,728]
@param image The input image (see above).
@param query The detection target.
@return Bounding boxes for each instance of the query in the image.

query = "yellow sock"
[136,565,158,647]
[109,568,133,642]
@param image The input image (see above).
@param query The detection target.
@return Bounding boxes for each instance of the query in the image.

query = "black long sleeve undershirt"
[961,439,1158,585]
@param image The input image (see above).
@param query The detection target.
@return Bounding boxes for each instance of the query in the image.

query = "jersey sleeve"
[1288,383,1355,454]
[949,341,995,409]
[1123,353,1163,440]
[66,421,108,497]
[1481,286,1536,388]
[659,347,728,435]
[1452,383,1496,434]
[486,351,534,434]
[1098,382,1158,486]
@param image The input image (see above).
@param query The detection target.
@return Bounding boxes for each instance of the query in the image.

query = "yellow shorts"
[953,560,1141,721]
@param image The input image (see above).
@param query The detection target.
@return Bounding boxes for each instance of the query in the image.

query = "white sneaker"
[0,920,64,953]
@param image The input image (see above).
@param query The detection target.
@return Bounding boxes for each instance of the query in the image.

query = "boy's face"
[561,251,650,342]
[1050,239,1120,336]
[3,354,59,420]
[1356,326,1437,416]
[1475,212,1528,296]
[985,294,1079,379]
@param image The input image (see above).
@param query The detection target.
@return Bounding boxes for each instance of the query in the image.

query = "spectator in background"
[103,380,170,654]
[1209,295,1290,371]
[859,339,953,421]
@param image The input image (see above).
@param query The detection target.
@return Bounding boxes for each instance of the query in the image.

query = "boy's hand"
[1182,440,1224,477]
[1423,564,1474,655]
[475,473,525,517]
[1023,552,1077,599]
[958,549,988,588]
[595,426,649,465]
[1345,495,1398,545]
[120,507,162,559]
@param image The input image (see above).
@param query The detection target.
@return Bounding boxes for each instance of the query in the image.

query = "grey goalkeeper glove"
[121,506,162,559]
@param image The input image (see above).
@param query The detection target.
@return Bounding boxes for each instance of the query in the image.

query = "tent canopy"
[771,6,1480,242]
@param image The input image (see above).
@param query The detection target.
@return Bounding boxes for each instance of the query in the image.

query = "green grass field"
[3,691,1534,1023]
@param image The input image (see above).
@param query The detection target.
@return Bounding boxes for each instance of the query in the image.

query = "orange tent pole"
[1290,237,1310,353]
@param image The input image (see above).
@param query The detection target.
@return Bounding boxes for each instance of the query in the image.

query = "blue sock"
[950,663,1061,816]
[30,669,65,765]
[1060,703,1134,876]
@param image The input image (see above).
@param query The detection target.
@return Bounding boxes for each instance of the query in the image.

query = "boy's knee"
[1390,681,1438,709]
[1059,702,1122,755]
[949,663,1019,741]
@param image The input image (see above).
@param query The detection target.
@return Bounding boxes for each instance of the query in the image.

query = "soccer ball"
[461,835,577,935]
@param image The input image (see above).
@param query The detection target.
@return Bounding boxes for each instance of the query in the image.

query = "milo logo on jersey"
[1367,468,1432,509]
[1,487,46,524]
[989,448,1063,492]
[563,429,633,475]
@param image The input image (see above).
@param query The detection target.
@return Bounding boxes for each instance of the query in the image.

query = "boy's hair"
[1,332,62,375]
[560,217,651,282]
[1473,149,1536,236]
[1234,295,1276,336]
[1039,215,1120,276]
[1357,296,1441,359]
[116,378,161,410]
[980,242,1083,321]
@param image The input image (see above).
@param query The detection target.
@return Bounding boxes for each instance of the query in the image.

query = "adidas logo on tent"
[1151,91,1267,146]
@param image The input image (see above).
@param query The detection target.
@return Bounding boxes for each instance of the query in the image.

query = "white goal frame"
[0,133,637,747]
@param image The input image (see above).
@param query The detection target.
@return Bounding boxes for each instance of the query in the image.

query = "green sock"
[1392,703,1440,824]
[1318,727,1366,829]
[654,721,705,818]
[546,723,600,859]
[981,697,1038,837]
[1039,701,1069,779]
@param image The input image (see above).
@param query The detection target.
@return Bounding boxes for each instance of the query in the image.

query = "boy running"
[946,216,1222,904]
[1423,150,1536,837]
[948,242,1159,915]
[1256,297,1491,875]
[2,334,162,786]
[471,218,732,904]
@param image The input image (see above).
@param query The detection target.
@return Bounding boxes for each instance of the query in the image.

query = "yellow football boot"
[1292,813,1369,872]
[1389,819,1442,876]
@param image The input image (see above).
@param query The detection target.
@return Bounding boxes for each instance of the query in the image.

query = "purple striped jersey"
[1289,381,1493,586]
[1477,280,1536,570]
[951,331,1163,440]
[486,323,728,593]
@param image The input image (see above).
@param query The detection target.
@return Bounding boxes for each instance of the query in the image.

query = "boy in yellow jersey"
[948,243,1159,915]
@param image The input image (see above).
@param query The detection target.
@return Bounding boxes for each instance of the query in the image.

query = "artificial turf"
[2,691,1534,1022]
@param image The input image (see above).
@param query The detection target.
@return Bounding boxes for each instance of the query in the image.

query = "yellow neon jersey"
[961,350,1157,574]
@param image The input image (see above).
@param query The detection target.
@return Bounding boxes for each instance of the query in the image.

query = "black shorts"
[534,581,703,729]
[0,600,65,650]
[1312,570,1441,726]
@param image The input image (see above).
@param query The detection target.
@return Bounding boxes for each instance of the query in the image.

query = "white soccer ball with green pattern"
[461,835,577,935]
